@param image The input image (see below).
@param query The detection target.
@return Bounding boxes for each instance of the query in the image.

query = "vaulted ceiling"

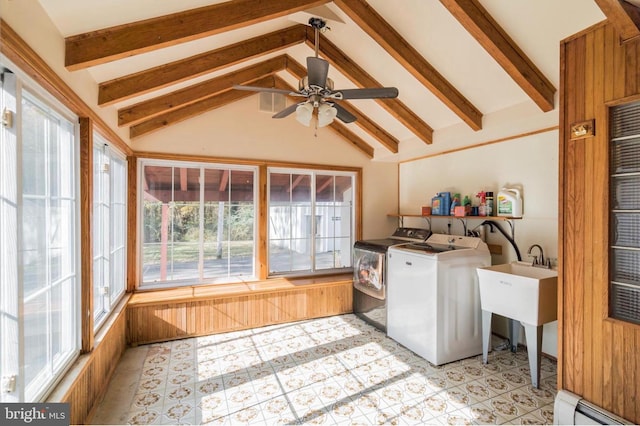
[35,0,628,160]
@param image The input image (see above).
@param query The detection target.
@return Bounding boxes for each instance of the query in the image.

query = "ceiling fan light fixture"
[233,16,398,128]
[296,103,314,126]
[317,103,337,127]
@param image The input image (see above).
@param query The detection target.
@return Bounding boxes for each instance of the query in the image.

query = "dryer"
[387,233,491,365]
[352,227,430,332]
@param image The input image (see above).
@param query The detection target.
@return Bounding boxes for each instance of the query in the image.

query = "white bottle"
[497,188,523,217]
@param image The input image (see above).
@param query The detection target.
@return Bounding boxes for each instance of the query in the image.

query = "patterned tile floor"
[91,314,557,425]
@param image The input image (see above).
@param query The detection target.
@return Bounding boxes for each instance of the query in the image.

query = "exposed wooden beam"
[334,0,483,130]
[129,75,274,138]
[65,0,329,70]
[272,75,374,158]
[439,0,556,112]
[594,0,640,43]
[99,25,307,106]
[179,168,188,191]
[303,30,434,144]
[285,57,399,153]
[0,20,131,155]
[219,170,229,192]
[316,176,333,193]
[332,102,399,153]
[118,55,288,126]
[289,174,306,192]
[326,122,375,158]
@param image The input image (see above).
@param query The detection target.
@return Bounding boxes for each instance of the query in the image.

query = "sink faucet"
[527,244,551,268]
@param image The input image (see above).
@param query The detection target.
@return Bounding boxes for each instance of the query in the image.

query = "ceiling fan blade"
[333,87,399,100]
[333,103,357,123]
[272,103,300,119]
[307,57,330,88]
[233,84,299,96]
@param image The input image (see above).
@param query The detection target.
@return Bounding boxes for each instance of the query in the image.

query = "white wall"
[398,130,559,357]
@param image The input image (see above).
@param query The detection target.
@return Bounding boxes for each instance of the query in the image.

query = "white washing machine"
[387,233,491,365]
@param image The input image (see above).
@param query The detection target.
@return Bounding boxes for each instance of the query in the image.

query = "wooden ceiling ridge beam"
[272,75,374,158]
[98,25,307,106]
[129,75,275,139]
[303,29,434,144]
[440,0,556,112]
[334,0,483,131]
[118,55,288,127]
[594,0,640,43]
[65,0,330,70]
[283,57,399,153]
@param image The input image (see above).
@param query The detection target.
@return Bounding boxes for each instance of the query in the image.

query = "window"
[0,66,80,402]
[268,168,354,276]
[140,160,256,286]
[609,100,640,325]
[93,135,127,329]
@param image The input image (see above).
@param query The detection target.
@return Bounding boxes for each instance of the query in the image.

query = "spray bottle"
[475,191,487,216]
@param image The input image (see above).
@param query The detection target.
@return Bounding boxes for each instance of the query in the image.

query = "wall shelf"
[388,213,521,227]
[388,213,521,249]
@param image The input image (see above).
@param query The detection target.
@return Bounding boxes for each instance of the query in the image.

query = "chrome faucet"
[527,244,551,268]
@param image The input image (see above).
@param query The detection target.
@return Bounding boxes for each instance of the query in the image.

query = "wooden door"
[559,22,640,423]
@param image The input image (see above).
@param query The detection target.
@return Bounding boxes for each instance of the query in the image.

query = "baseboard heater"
[554,390,631,425]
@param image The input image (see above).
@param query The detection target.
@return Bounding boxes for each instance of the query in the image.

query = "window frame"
[608,100,640,325]
[92,134,127,331]
[137,158,258,289]
[1,57,81,402]
[267,167,356,278]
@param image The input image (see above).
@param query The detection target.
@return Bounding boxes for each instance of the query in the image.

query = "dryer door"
[353,247,385,300]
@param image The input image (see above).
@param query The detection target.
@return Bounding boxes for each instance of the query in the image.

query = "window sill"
[129,273,353,307]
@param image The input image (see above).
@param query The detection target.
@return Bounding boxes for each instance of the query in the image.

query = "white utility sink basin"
[477,261,558,388]
[477,261,558,326]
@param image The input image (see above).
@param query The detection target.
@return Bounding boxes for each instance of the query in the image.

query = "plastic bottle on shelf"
[449,193,461,216]
[497,188,523,217]
[485,192,494,216]
[463,195,472,215]
[476,191,487,216]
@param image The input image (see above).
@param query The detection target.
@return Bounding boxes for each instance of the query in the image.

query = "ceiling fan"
[233,17,399,127]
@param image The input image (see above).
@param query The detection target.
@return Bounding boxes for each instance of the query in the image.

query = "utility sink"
[477,262,557,326]
[476,261,558,388]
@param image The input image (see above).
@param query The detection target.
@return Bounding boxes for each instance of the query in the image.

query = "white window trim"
[1,54,81,402]
[267,167,356,278]
[137,158,258,289]
[93,135,127,331]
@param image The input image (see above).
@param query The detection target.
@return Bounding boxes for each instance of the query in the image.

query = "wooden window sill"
[128,273,353,307]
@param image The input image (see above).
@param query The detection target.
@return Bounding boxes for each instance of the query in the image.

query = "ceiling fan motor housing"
[308,17,327,30]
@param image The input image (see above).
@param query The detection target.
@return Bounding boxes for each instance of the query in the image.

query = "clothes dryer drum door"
[353,248,385,300]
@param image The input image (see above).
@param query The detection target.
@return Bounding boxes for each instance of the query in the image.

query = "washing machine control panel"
[427,233,482,249]
[391,227,431,241]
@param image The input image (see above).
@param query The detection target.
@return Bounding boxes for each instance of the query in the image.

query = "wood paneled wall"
[559,21,640,423]
[127,276,353,345]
